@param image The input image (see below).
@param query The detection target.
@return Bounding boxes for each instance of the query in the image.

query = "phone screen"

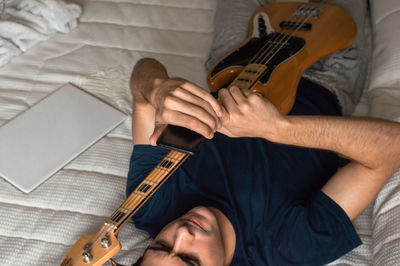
[156,125,204,155]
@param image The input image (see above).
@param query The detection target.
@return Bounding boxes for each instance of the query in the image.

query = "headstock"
[61,225,121,266]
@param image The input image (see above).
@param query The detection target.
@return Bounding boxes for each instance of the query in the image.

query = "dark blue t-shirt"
[126,79,361,265]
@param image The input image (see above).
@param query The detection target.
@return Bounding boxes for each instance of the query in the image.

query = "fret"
[155,166,170,173]
[244,69,259,74]
[236,77,253,83]
[123,168,167,208]
[143,179,158,185]
[161,157,179,163]
[160,159,174,169]
[116,207,130,212]
[110,211,126,223]
[133,191,146,197]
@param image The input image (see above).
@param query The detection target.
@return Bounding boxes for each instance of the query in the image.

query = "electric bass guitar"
[60,2,356,265]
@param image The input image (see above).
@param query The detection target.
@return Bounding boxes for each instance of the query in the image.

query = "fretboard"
[106,149,189,233]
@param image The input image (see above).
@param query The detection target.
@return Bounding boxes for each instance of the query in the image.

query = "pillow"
[367,0,400,122]
[368,1,400,265]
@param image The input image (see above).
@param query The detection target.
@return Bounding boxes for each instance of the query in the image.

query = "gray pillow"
[205,0,261,70]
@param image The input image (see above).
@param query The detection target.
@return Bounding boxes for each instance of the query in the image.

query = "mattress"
[0,0,216,265]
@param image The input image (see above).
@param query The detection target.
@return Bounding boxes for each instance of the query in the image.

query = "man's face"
[141,206,230,266]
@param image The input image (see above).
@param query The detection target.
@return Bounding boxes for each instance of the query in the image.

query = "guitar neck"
[229,64,268,90]
[106,149,189,234]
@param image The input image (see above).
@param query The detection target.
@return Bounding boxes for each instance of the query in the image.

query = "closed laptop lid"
[0,84,127,193]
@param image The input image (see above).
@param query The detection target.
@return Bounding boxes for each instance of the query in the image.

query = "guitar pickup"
[280,21,312,31]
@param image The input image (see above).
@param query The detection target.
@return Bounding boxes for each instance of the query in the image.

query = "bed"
[0,0,399,265]
[0,0,216,264]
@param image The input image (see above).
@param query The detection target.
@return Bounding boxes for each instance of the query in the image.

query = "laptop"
[0,84,127,193]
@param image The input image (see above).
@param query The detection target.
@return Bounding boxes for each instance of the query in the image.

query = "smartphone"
[156,125,205,155]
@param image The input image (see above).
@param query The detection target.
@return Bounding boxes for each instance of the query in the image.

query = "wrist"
[265,115,292,143]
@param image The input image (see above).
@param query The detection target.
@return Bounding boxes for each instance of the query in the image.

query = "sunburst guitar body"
[60,2,356,266]
[207,2,356,114]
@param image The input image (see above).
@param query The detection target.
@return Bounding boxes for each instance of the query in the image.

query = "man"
[126,57,400,265]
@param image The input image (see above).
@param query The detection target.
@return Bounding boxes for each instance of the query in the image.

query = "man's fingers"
[170,87,221,129]
[228,86,246,104]
[181,82,223,117]
[156,110,216,139]
[163,96,220,131]
[218,88,239,113]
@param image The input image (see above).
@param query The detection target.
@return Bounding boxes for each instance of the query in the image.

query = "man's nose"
[173,225,195,252]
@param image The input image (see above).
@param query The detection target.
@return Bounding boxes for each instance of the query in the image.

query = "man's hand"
[149,78,223,145]
[217,86,286,141]
[131,58,223,145]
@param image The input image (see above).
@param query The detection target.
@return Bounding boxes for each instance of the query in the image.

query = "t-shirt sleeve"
[272,191,362,265]
[126,144,169,236]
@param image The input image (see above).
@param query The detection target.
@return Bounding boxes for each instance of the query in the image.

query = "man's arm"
[218,86,400,221]
[130,58,222,145]
[280,116,400,221]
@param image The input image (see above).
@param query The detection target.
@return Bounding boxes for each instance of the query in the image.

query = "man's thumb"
[149,124,167,146]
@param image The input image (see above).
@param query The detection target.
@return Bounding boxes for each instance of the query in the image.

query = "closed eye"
[147,241,201,266]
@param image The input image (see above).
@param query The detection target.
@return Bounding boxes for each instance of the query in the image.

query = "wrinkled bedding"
[0,0,399,265]
[0,0,216,265]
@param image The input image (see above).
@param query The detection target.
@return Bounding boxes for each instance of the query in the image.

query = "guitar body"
[207,2,357,114]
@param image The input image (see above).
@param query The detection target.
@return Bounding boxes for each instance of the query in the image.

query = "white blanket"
[0,0,216,265]
[0,0,81,67]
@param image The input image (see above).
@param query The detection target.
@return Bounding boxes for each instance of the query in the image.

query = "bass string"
[84,151,186,252]
[248,7,301,65]
[112,152,187,229]
[253,14,304,64]
[254,5,317,65]
[115,150,186,227]
[257,8,316,66]
[84,165,164,252]
[117,152,174,216]
[84,223,114,253]
[247,6,318,78]
[119,155,168,211]
[122,150,184,212]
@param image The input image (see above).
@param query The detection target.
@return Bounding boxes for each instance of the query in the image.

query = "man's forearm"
[276,116,400,174]
[214,87,399,220]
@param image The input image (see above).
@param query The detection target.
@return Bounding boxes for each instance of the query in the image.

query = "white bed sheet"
[0,0,216,265]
